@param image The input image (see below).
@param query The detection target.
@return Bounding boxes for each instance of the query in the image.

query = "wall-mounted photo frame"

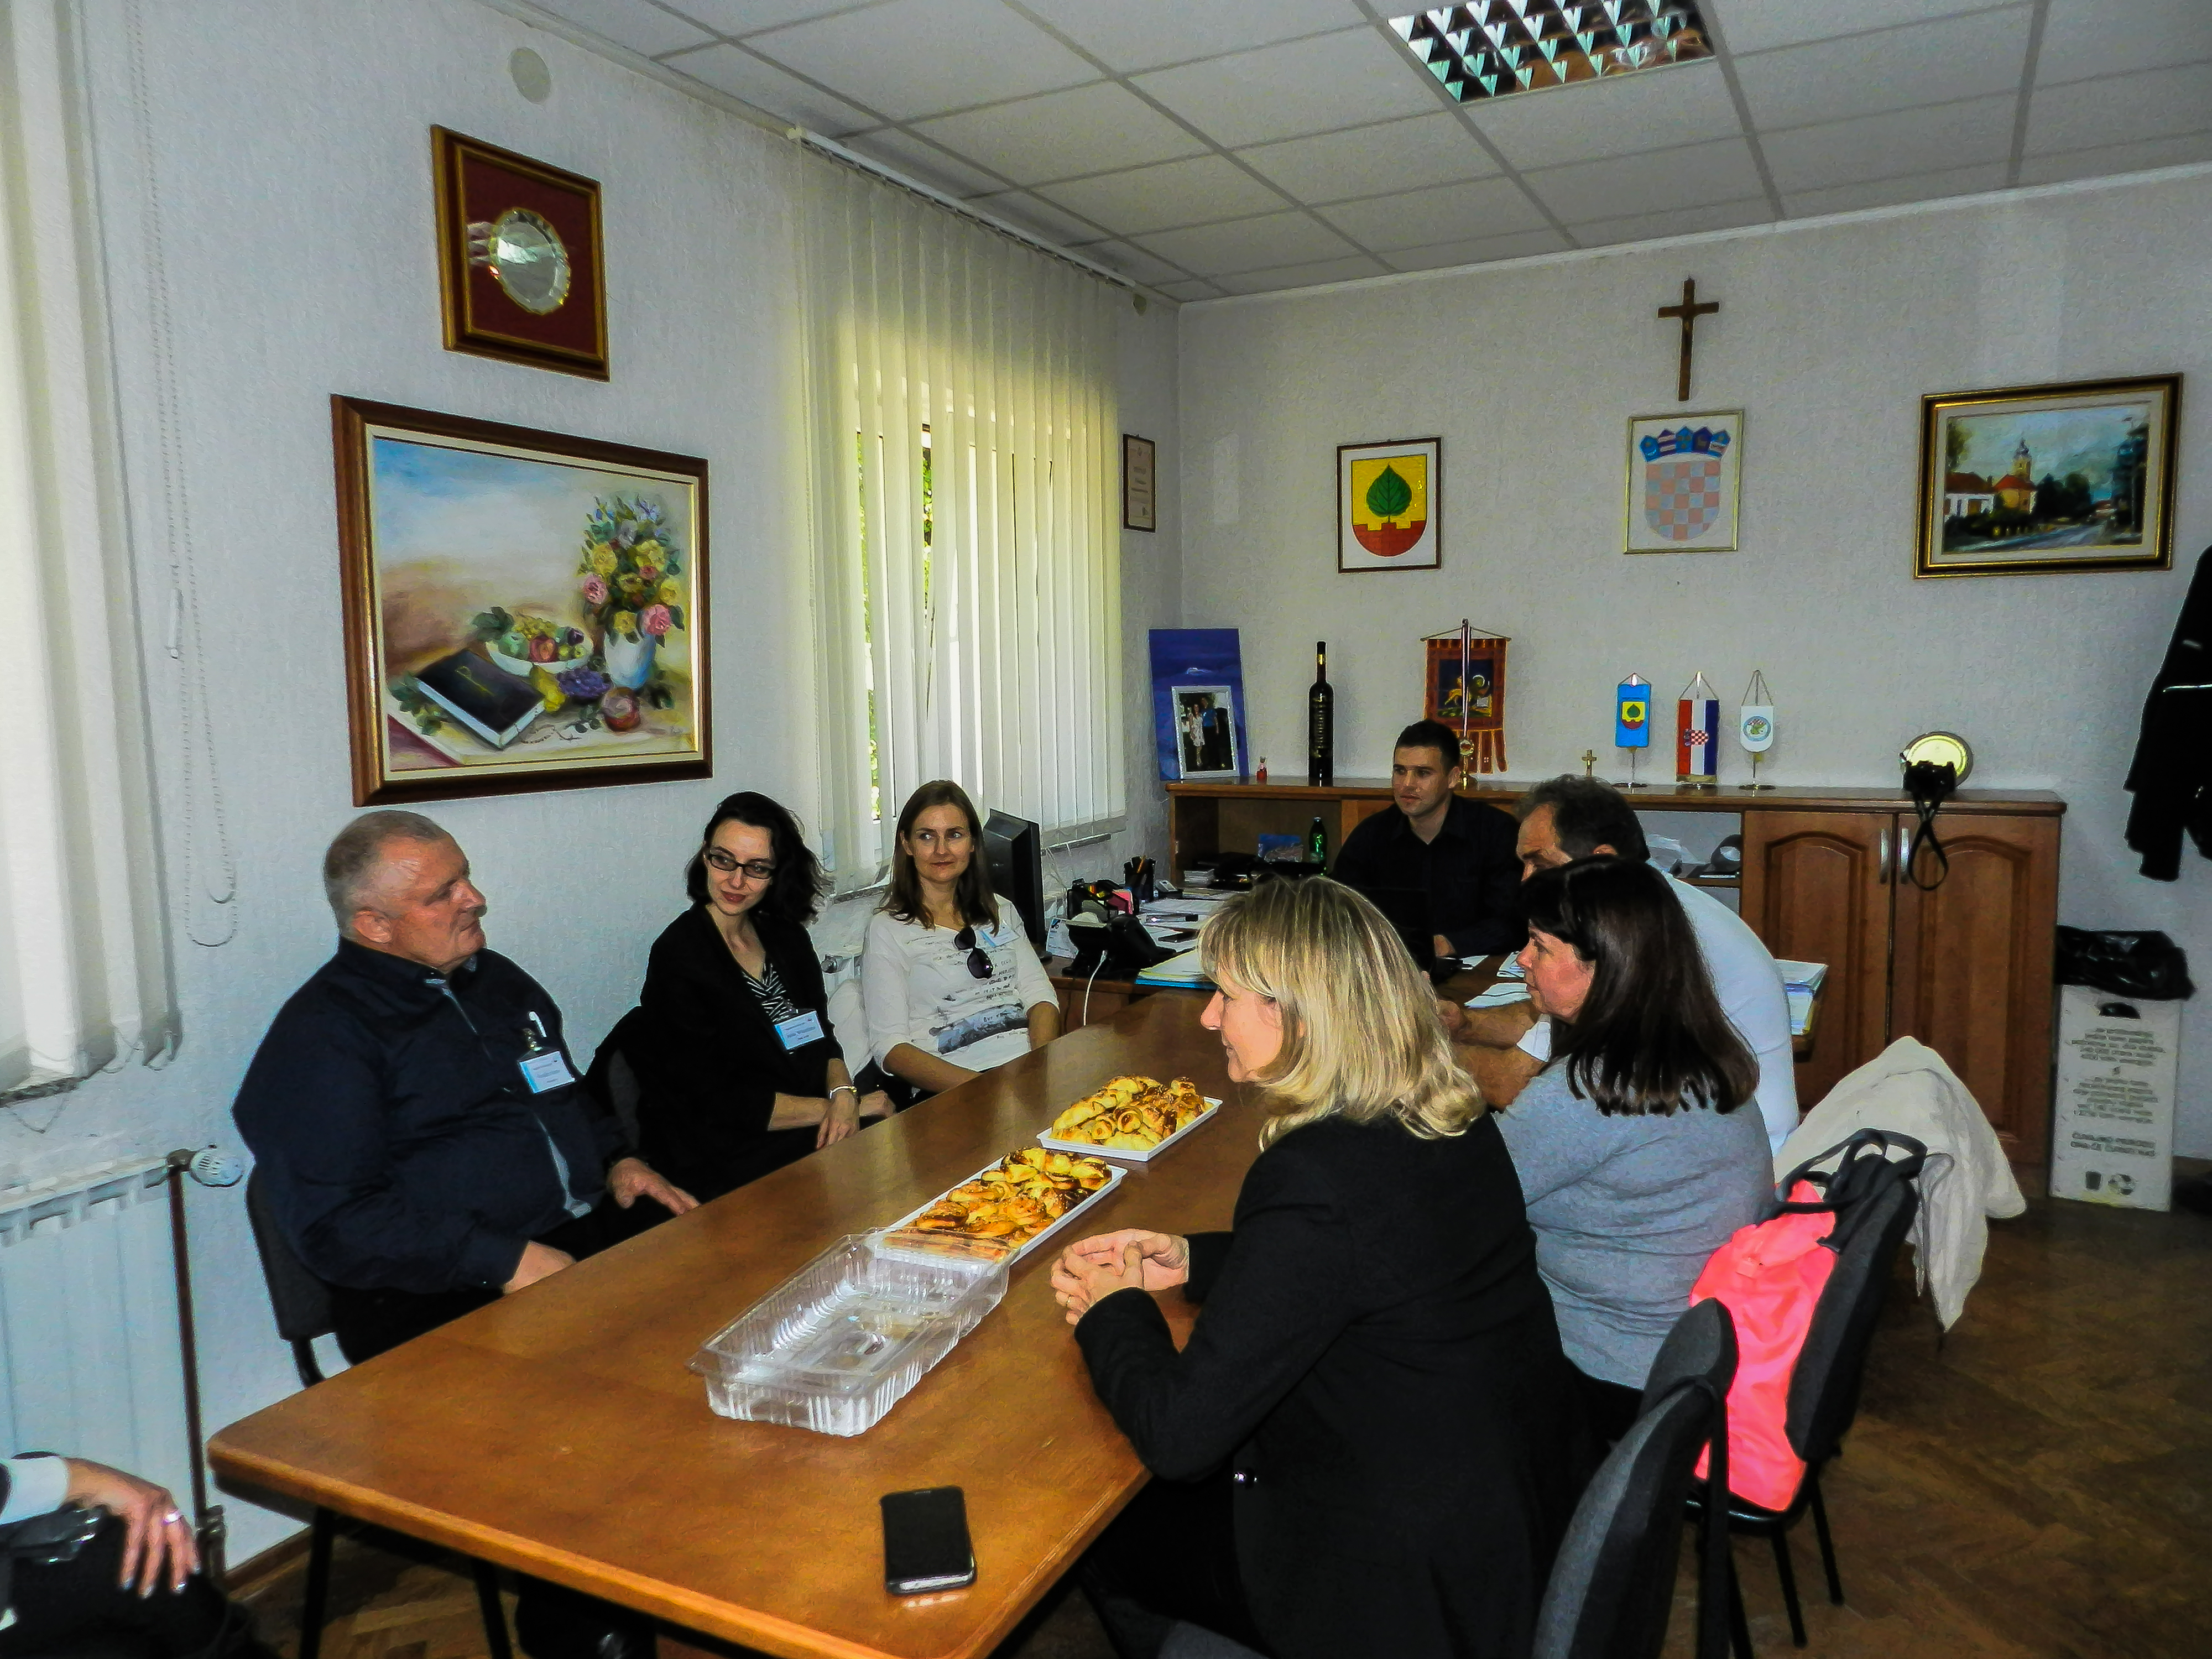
[1123,433,1156,532]
[1916,375,2179,578]
[433,127,609,379]
[334,396,710,805]
[1338,437,1441,572]
[1625,411,1742,553]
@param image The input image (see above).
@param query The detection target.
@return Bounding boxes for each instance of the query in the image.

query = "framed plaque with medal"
[432,127,608,379]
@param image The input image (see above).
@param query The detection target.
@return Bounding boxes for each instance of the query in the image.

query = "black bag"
[2054,927,2194,1000]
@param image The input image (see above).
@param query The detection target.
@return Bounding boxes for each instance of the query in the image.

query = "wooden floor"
[235,1191,2212,1659]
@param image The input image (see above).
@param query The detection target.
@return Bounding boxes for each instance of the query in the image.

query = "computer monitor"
[983,810,1045,948]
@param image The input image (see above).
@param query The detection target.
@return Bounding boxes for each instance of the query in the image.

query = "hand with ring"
[61,1458,198,1594]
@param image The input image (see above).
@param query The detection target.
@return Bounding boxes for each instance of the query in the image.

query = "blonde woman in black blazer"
[1053,878,1581,1659]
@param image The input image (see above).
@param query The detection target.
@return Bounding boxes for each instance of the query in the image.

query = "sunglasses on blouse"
[953,925,992,980]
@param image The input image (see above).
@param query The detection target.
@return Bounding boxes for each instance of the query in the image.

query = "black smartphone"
[880,1486,975,1595]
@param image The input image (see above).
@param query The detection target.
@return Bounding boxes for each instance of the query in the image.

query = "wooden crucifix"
[1656,276,1719,401]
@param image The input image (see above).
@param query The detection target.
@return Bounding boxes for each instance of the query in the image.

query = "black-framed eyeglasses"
[703,849,776,880]
[952,925,992,980]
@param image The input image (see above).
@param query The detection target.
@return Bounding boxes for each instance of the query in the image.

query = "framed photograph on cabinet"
[333,396,710,805]
[1170,685,1241,780]
[1337,437,1440,571]
[433,127,609,379]
[1123,434,1156,531]
[1625,411,1741,553]
[1916,375,2179,577]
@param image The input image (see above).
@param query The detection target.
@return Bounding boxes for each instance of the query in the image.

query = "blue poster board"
[1149,629,1250,781]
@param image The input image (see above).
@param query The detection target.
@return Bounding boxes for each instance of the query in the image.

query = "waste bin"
[2050,928,2191,1211]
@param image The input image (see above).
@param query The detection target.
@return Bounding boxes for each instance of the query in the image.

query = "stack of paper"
[1135,947,1212,989]
[1466,982,1532,1009]
[1775,960,1828,1037]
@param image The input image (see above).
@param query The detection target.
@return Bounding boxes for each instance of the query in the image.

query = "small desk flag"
[1739,670,1774,753]
[1616,676,1651,748]
[1677,671,1719,783]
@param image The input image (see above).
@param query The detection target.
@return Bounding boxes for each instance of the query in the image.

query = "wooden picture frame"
[1625,410,1742,553]
[1123,434,1156,531]
[335,396,709,804]
[432,127,609,379]
[1337,437,1440,572]
[1916,375,2179,577]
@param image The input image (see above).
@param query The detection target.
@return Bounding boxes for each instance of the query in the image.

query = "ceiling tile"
[2017,129,2212,185]
[1019,0,1364,75]
[2026,61,2212,154]
[1708,0,2015,57]
[1213,254,1390,296]
[910,82,1206,186]
[1133,211,1359,276]
[1236,112,1499,202]
[1384,227,1571,270]
[1782,160,2010,217]
[665,0,880,34]
[1467,61,1743,170]
[1760,94,2015,194]
[1038,155,1287,236]
[1524,137,1766,223]
[966,189,1105,244]
[1131,28,1443,149]
[839,127,1010,195]
[2036,0,2212,87]
[1155,277,1224,302]
[1734,8,2032,132]
[660,44,877,131]
[1569,196,1773,248]
[1318,176,1550,251]
[1065,239,1192,285]
[535,0,713,58]
[747,0,1100,122]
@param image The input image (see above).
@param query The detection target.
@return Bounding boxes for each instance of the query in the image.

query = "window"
[800,156,1124,891]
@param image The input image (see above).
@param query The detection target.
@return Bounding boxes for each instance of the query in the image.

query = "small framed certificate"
[1123,434,1156,532]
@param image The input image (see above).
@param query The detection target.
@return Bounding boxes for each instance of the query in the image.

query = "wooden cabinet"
[1742,806,2061,1168]
[1169,779,2065,1168]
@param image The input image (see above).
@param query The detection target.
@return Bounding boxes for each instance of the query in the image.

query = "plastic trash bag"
[2054,927,2193,1000]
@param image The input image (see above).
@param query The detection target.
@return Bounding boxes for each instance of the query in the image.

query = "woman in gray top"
[1494,857,1773,1442]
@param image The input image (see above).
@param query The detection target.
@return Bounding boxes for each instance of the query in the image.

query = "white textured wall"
[1175,168,2212,1154]
[0,0,1177,1559]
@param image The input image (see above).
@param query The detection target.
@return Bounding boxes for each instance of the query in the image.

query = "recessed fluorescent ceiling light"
[1390,2,1709,104]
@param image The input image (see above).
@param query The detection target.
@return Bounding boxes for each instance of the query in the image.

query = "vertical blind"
[0,0,176,1098]
[799,154,1123,893]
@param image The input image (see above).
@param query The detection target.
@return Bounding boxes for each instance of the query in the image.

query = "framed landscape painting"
[334,396,711,804]
[1917,375,2179,577]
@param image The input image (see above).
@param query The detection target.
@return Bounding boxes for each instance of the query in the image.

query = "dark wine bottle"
[1307,641,1334,787]
[1307,815,1327,867]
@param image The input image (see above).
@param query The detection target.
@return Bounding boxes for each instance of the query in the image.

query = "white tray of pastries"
[1037,1075,1222,1162]
[874,1147,1124,1266]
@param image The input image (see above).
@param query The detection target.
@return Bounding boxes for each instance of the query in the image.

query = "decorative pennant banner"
[1423,620,1510,775]
[1616,675,1651,748]
[1739,669,1774,753]
[1677,670,1720,783]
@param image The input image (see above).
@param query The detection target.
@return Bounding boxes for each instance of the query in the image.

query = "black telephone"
[1063,880,1173,979]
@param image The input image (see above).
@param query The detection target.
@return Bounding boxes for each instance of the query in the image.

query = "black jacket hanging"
[2125,545,2212,879]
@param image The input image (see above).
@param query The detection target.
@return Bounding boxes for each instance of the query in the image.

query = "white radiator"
[0,1160,192,1509]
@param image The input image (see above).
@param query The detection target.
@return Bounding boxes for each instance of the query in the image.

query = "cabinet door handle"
[1879,822,1893,885]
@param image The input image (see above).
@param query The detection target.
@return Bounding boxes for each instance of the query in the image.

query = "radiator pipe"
[164,1150,226,1582]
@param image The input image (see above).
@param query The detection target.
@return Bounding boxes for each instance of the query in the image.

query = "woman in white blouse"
[861,780,1061,1097]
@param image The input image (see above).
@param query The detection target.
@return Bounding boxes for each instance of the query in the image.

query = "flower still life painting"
[335,397,711,803]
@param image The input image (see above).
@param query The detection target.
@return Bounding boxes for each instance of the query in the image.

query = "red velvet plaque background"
[433,128,608,379]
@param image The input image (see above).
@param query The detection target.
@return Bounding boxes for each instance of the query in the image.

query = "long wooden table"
[213,991,1256,1659]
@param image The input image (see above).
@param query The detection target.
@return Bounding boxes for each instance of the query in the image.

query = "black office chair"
[1690,1147,1923,1653]
[1533,1299,1740,1659]
[242,1173,513,1659]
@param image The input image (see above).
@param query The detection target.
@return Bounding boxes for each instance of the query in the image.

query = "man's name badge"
[774,1009,826,1052]
[519,1048,575,1092]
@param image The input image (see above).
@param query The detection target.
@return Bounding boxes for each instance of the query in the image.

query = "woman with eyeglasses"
[614,792,891,1204]
[860,780,1060,1097]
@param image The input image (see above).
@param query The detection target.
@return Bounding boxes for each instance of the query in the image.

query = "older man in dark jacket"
[233,811,696,1365]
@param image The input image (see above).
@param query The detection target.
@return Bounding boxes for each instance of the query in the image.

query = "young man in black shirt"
[1331,719,1522,961]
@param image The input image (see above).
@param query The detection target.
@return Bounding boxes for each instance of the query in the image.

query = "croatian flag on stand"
[1677,672,1720,782]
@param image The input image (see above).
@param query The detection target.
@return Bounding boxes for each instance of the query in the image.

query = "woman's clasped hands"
[1050,1229,1191,1324]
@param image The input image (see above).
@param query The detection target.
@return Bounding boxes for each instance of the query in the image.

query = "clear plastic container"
[690,1235,1009,1437]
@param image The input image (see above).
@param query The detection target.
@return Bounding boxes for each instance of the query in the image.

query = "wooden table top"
[212,989,1270,1659]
